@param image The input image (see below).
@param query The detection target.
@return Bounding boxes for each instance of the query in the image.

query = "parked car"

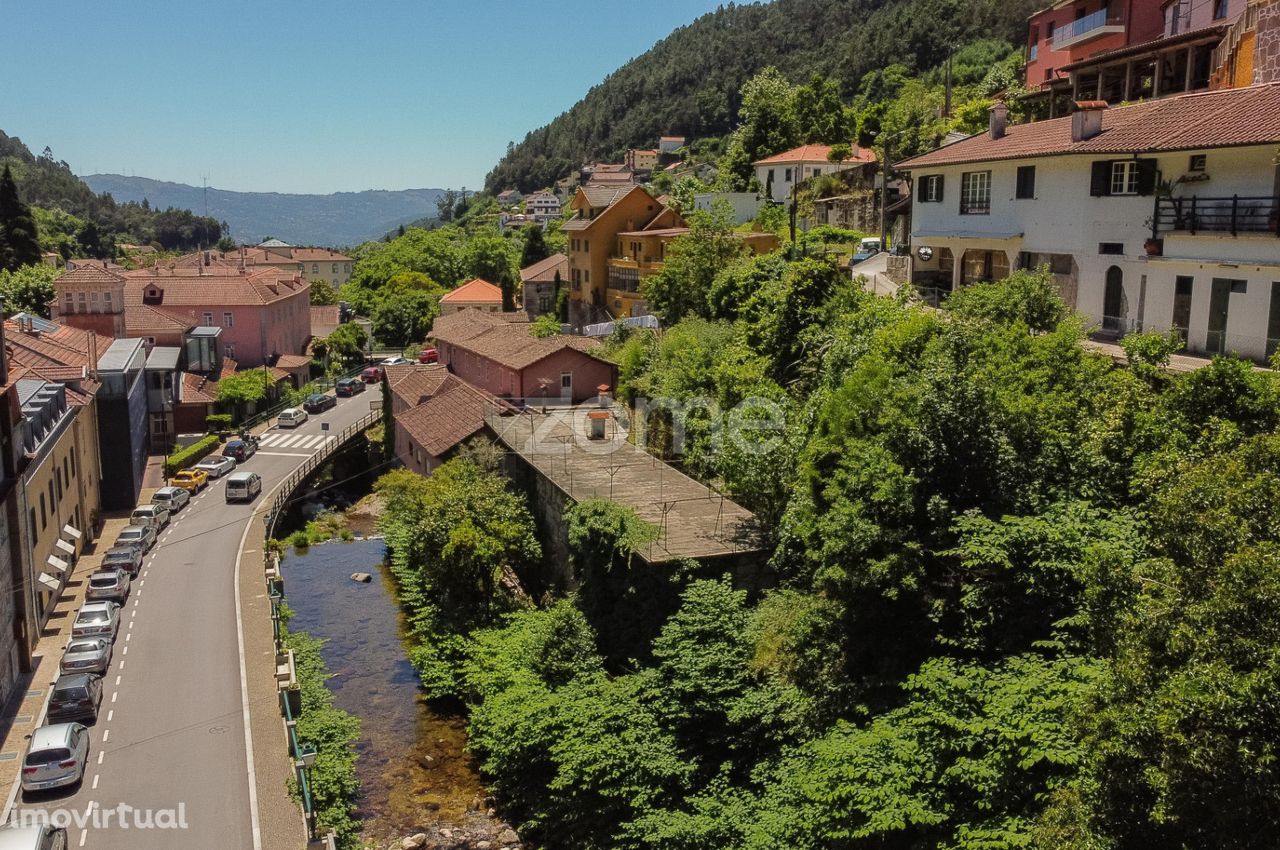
[225,471,263,503]
[360,366,382,383]
[115,524,156,552]
[46,673,103,724]
[151,486,190,513]
[170,468,208,492]
[0,824,68,849]
[100,546,142,577]
[303,393,336,414]
[380,355,410,367]
[20,723,89,793]
[222,438,258,462]
[335,377,365,397]
[59,638,111,676]
[86,569,130,604]
[71,602,120,640]
[418,347,439,364]
[849,237,883,266]
[277,408,309,428]
[129,504,170,530]
[195,455,236,479]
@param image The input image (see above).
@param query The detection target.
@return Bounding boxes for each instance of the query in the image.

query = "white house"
[752,143,877,203]
[693,192,760,224]
[526,191,562,222]
[898,84,1280,362]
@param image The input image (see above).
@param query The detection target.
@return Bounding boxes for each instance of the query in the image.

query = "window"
[223,312,234,327]
[1015,165,1036,199]
[1099,242,1125,255]
[1189,154,1206,172]
[70,452,75,478]
[1044,66,1054,82]
[312,264,319,274]
[960,171,991,215]
[62,292,73,314]
[29,509,36,544]
[103,291,112,312]
[784,168,792,182]
[812,167,821,176]
[39,493,46,530]
[224,344,235,360]
[77,292,87,313]
[331,263,338,273]
[768,168,775,185]
[1110,161,1139,195]
[1046,21,1055,41]
[917,174,944,203]
[561,372,572,389]
[202,312,213,326]
[1214,0,1229,19]
[583,240,589,252]
[1231,280,1248,295]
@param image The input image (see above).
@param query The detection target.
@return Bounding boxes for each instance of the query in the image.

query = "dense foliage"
[0,132,222,256]
[485,0,1038,192]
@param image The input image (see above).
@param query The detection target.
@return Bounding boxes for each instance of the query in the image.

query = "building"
[753,144,877,203]
[496,189,524,207]
[526,191,562,222]
[173,245,355,288]
[625,149,659,173]
[383,363,451,415]
[430,309,617,404]
[582,163,637,188]
[693,192,761,224]
[393,374,504,476]
[19,377,101,634]
[521,253,568,319]
[658,135,686,154]
[898,84,1280,362]
[440,278,506,314]
[94,339,149,510]
[563,185,676,324]
[0,352,32,709]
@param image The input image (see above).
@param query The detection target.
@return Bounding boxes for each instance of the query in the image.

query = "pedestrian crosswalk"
[257,432,336,450]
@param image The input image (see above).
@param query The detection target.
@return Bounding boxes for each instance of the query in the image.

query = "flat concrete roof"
[487,407,762,564]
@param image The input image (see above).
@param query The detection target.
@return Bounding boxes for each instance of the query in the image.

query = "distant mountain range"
[82,174,446,248]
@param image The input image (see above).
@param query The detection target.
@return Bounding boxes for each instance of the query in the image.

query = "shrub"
[164,434,220,476]
[206,413,234,432]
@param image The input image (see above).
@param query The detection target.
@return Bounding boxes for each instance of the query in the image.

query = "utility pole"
[944,44,955,118]
[879,132,901,249]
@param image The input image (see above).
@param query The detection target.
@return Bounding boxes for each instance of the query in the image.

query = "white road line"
[122,646,128,656]
[102,730,109,743]
[115,676,121,686]
[107,710,113,722]
[79,829,87,847]
[139,579,145,587]
[97,751,104,765]
[255,451,313,458]
[110,692,116,703]
[119,659,125,670]
[233,502,264,850]
[126,632,131,641]
[92,774,99,790]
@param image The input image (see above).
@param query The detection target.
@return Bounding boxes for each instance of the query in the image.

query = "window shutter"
[1090,161,1111,197]
[1136,159,1159,196]
[936,175,944,202]
[917,177,928,202]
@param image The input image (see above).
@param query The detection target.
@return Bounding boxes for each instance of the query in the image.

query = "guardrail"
[239,362,370,433]
[1155,195,1280,237]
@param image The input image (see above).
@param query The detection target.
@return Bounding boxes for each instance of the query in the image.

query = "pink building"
[429,310,617,404]
[393,374,502,475]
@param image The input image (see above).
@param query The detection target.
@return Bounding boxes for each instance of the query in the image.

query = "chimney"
[1072,101,1108,142]
[989,100,1009,140]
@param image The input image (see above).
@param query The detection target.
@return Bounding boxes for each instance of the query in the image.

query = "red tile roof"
[519,253,568,284]
[180,372,217,404]
[441,277,504,304]
[431,309,604,371]
[4,320,113,373]
[125,304,194,337]
[899,84,1280,169]
[753,144,876,166]
[123,267,308,306]
[385,363,450,408]
[394,375,501,458]
[310,304,341,329]
[274,354,312,369]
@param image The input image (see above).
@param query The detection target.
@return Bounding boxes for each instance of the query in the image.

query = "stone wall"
[1256,0,1280,84]
[885,254,910,285]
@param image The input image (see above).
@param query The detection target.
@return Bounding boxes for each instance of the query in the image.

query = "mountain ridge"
[83,173,447,248]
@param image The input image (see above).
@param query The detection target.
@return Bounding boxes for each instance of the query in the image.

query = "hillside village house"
[430,309,617,404]
[440,277,505,314]
[753,143,877,203]
[393,374,505,476]
[174,244,354,287]
[496,189,523,207]
[526,191,562,222]
[898,84,1280,362]
[521,253,568,319]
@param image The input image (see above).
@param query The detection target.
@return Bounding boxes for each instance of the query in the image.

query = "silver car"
[21,723,88,793]
[0,825,69,849]
[195,455,237,478]
[115,524,156,552]
[129,504,170,530]
[86,569,130,603]
[151,485,190,513]
[59,638,111,676]
[71,602,120,640]
[100,545,143,577]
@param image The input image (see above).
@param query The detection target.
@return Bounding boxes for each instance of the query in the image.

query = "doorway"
[1207,278,1237,355]
[1102,266,1126,334]
[1172,276,1193,343]
[560,371,573,402]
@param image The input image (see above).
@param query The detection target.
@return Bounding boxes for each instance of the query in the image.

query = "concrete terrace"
[487,406,762,564]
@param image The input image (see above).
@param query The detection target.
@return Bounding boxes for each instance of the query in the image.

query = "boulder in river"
[351,572,373,583]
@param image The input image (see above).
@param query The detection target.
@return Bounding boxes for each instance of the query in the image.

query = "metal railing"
[1053,7,1124,47]
[1155,195,1280,237]
[238,363,369,433]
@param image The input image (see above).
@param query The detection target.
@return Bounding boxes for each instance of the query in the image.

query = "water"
[280,538,487,844]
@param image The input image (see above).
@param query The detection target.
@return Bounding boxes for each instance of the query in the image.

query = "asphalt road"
[15,388,379,848]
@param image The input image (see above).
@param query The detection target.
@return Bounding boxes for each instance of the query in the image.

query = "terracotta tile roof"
[57,264,126,286]
[180,372,217,404]
[618,227,690,238]
[753,144,875,166]
[310,304,341,328]
[219,358,239,380]
[520,253,568,284]
[441,277,503,304]
[385,363,450,408]
[899,83,1280,169]
[123,267,308,306]
[125,304,194,337]
[274,354,312,369]
[431,309,604,371]
[289,248,353,262]
[394,375,501,458]
[4,320,112,372]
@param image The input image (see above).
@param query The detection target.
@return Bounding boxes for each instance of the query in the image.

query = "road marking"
[107,710,113,722]
[122,646,128,656]
[79,829,87,847]
[114,676,121,686]
[110,692,116,703]
[256,451,313,458]
[91,774,99,790]
[102,730,109,743]
[126,631,131,641]
[139,579,145,588]
[234,502,264,850]
[119,659,125,670]
[97,751,104,765]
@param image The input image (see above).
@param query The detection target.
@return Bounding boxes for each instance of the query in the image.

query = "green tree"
[0,262,58,317]
[322,322,368,365]
[791,74,851,145]
[370,291,437,349]
[642,204,747,324]
[309,278,339,305]
[0,165,41,271]
[381,370,394,461]
[466,234,518,311]
[520,223,550,269]
[736,67,800,163]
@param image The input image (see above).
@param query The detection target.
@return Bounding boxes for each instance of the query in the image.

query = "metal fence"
[239,363,369,433]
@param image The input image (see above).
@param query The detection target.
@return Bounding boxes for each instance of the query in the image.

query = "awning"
[54,538,75,556]
[38,572,60,592]
[46,554,70,575]
[61,524,82,540]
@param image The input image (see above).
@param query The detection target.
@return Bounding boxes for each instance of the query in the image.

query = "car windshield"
[89,575,118,588]
[25,748,70,766]
[55,686,88,700]
[67,641,98,653]
[77,611,108,624]
[119,530,141,540]
[104,552,132,563]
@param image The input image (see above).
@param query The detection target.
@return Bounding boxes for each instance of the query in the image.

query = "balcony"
[1154,195,1280,237]
[1053,8,1125,49]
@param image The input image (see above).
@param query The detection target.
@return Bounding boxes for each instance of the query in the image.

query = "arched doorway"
[1102,266,1126,334]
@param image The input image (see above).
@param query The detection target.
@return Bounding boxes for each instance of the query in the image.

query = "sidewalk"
[0,514,130,820]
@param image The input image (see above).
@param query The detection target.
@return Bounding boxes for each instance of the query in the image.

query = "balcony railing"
[1154,195,1280,237]
[1053,8,1125,48]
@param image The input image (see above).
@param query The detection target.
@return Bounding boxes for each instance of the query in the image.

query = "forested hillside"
[0,131,222,257]
[485,0,1040,192]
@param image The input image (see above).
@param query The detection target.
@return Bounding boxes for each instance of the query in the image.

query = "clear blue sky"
[1,0,729,194]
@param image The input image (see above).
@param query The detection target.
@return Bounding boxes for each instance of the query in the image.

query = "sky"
[0,0,729,194]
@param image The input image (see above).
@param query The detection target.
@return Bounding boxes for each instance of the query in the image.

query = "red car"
[418,347,439,364]
[361,366,382,383]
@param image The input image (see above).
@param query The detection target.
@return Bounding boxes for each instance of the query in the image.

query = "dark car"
[222,438,258,463]
[47,673,103,723]
[303,393,336,414]
[335,378,365,397]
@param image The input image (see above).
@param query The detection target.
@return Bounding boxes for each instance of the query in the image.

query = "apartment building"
[899,85,1280,361]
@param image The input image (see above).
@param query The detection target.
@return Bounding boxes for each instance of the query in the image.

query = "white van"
[225,471,262,503]
[277,408,308,428]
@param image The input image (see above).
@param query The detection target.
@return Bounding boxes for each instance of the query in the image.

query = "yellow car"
[171,468,209,493]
